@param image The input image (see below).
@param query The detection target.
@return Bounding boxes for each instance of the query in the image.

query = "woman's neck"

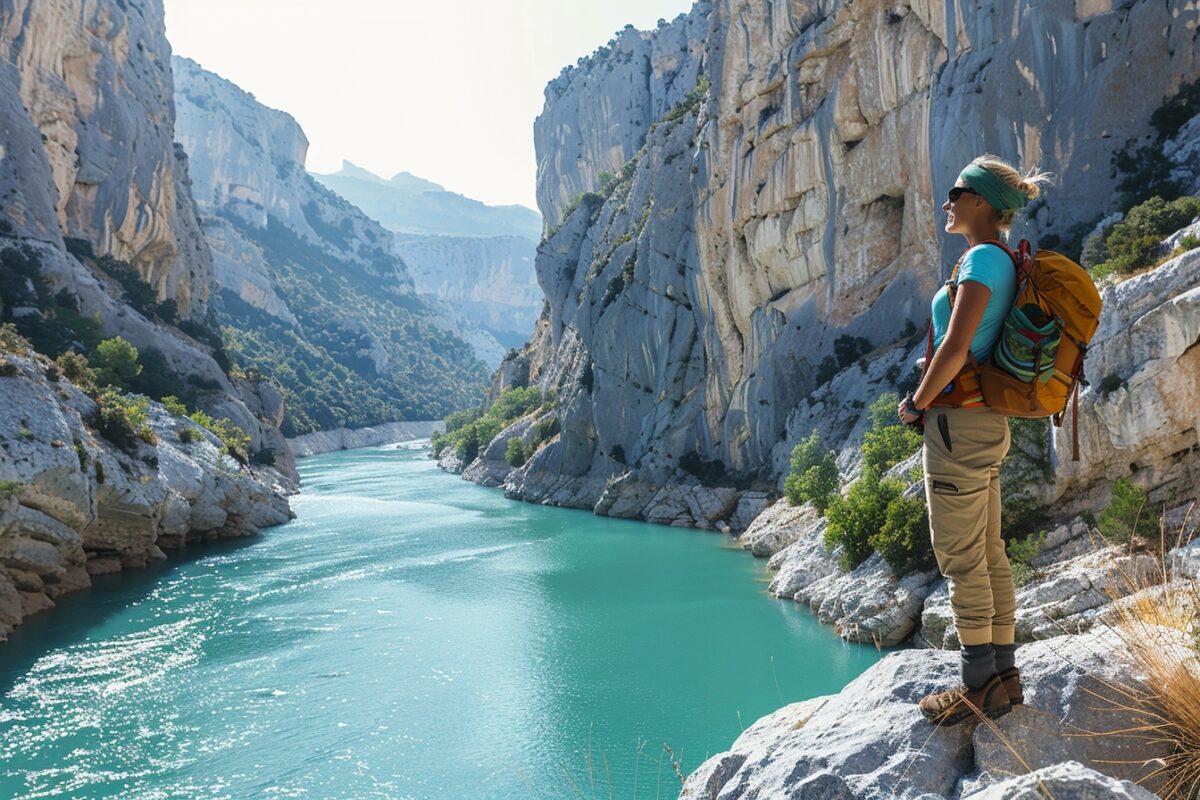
[964,225,1001,247]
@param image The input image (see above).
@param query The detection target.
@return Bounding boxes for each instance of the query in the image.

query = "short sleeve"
[956,244,1013,292]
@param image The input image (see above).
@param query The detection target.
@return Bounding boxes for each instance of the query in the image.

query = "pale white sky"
[164,0,695,212]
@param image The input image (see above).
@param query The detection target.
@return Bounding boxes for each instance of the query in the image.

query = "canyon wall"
[0,0,295,640]
[456,0,1200,531]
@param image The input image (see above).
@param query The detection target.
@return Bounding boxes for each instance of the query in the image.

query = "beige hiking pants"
[923,407,1015,647]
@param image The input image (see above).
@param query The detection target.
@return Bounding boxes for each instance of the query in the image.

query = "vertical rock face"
[392,233,541,342]
[0,0,211,317]
[468,0,1200,527]
[0,0,296,641]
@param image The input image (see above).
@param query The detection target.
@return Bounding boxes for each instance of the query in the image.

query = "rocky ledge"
[681,626,1178,799]
[0,346,293,642]
[287,420,443,458]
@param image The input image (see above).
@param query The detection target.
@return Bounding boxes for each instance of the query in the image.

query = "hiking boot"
[919,673,1011,726]
[999,667,1023,705]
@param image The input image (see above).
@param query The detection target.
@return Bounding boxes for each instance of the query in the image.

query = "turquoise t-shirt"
[931,243,1017,361]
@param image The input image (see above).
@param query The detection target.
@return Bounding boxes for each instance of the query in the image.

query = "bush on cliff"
[824,467,904,571]
[91,336,142,388]
[1098,478,1160,545]
[862,392,922,472]
[869,491,935,575]
[784,432,839,512]
[432,386,550,463]
[95,388,155,450]
[188,409,252,463]
[1092,195,1200,278]
[820,392,929,575]
[505,437,526,467]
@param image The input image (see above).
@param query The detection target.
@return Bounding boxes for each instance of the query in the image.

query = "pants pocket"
[937,413,952,453]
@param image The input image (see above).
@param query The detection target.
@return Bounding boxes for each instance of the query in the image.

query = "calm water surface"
[0,444,883,798]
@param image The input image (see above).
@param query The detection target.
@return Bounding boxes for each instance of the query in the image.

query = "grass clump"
[783,431,839,512]
[1007,529,1046,587]
[1098,477,1161,545]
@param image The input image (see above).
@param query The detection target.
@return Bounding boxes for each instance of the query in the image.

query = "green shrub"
[0,322,28,354]
[825,467,904,571]
[783,432,839,512]
[0,479,24,498]
[1094,196,1200,276]
[1098,477,1160,545]
[1007,530,1046,587]
[189,409,251,462]
[436,387,548,464]
[55,352,96,389]
[92,336,142,389]
[444,407,482,434]
[178,426,198,444]
[505,437,526,467]
[870,491,934,575]
[161,395,189,416]
[95,388,155,449]
[1180,234,1200,252]
[18,426,33,440]
[862,393,922,472]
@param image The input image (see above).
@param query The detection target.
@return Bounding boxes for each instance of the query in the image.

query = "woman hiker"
[897,155,1050,726]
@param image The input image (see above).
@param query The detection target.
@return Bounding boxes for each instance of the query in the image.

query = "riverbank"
[287,420,443,458]
[0,346,293,643]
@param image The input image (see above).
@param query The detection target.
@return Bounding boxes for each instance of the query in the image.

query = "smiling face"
[942,181,989,235]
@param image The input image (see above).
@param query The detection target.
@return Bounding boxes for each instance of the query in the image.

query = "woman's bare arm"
[912,281,991,410]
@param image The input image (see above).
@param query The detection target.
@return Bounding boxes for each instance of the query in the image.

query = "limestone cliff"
[0,0,296,640]
[457,0,1200,532]
[172,58,491,433]
[392,233,541,346]
[0,0,210,317]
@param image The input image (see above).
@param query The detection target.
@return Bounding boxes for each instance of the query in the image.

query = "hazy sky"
[164,0,695,212]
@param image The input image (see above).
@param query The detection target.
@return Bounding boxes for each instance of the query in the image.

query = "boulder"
[683,628,1173,799]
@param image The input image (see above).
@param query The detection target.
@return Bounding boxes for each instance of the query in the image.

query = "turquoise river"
[0,443,885,799]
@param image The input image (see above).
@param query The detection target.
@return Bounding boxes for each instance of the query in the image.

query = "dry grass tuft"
[1100,505,1200,799]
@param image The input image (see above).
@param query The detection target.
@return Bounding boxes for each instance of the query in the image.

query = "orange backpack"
[925,240,1103,459]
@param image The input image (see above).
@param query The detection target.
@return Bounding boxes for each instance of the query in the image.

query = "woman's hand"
[898,395,922,426]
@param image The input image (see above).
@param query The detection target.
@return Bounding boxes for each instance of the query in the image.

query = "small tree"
[91,336,141,388]
[784,432,839,512]
[505,437,526,467]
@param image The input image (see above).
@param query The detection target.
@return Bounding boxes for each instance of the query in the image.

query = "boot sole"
[925,701,1012,727]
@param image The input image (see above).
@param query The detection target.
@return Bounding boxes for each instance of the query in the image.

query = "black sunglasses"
[947,186,979,203]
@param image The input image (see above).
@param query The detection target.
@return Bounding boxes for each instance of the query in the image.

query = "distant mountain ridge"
[173,56,491,434]
[313,162,542,241]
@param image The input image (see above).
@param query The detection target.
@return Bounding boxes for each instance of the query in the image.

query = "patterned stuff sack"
[931,239,1103,460]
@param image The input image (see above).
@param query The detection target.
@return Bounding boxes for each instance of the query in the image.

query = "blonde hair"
[968,154,1054,230]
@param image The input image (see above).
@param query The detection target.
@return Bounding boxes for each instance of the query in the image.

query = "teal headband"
[958,164,1028,211]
